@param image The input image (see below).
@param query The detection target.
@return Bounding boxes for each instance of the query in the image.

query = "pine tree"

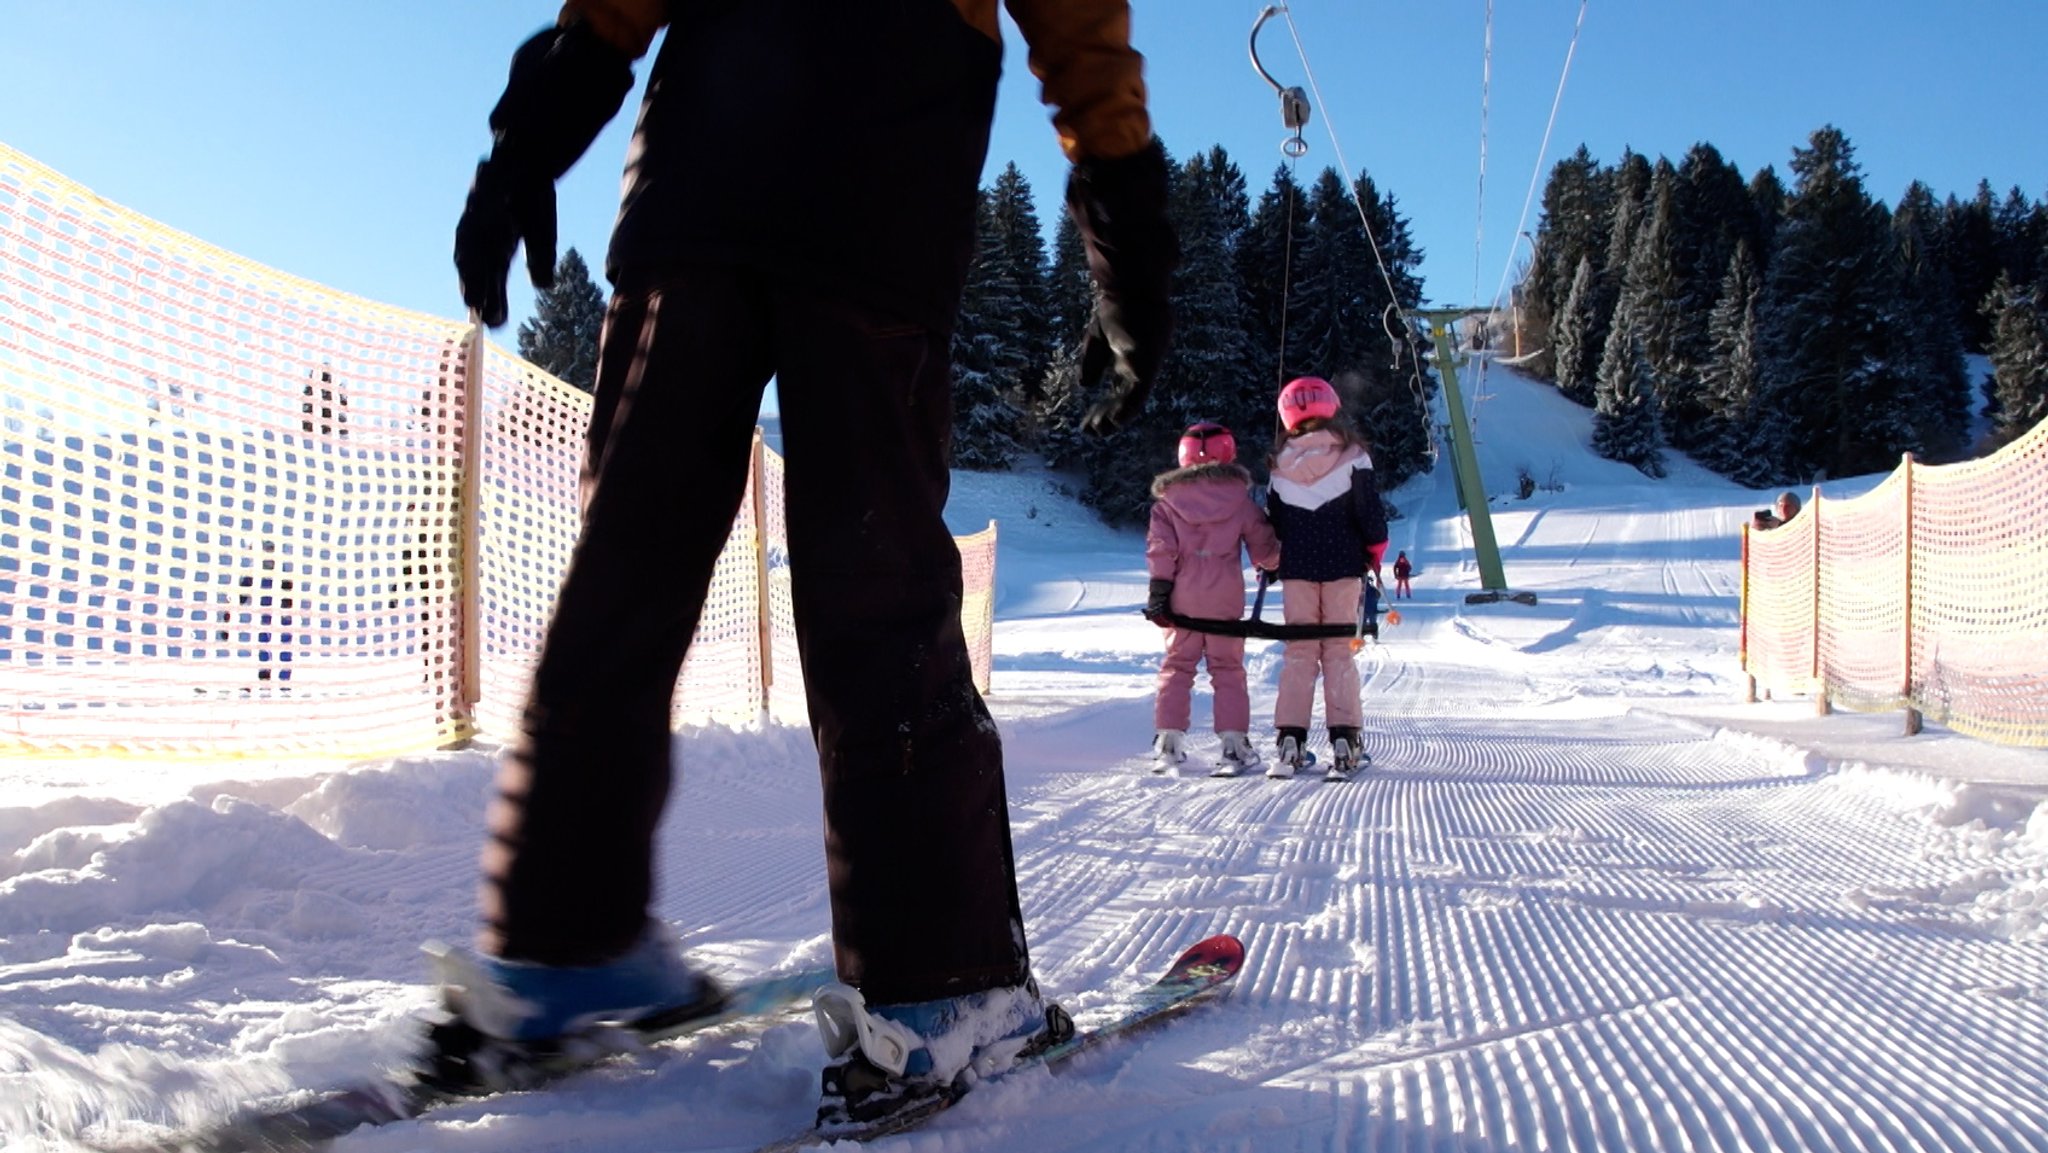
[1983,273,2048,447]
[1171,148,1262,463]
[1528,146,1608,383]
[1047,209,1094,353]
[1348,174,1434,490]
[516,248,605,393]
[1628,164,1697,450]
[1554,255,1598,404]
[1698,242,1771,482]
[1945,182,2000,350]
[1747,166,1786,279]
[1754,126,1918,480]
[1238,165,1314,400]
[1671,143,1752,392]
[985,164,1055,418]
[1891,182,1973,460]
[949,193,1027,470]
[1591,291,1666,476]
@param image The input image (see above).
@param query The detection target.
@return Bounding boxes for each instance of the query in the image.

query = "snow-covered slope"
[5,365,2046,1152]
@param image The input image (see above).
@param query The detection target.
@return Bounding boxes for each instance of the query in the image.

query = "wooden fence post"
[454,321,487,733]
[1811,484,1830,716]
[1901,453,1921,735]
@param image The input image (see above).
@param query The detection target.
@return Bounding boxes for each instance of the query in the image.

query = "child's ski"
[91,965,833,1153]
[751,934,1245,1152]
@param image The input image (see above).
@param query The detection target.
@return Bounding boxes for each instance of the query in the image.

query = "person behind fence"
[1265,376,1389,780]
[1752,490,1802,531]
[441,0,1176,1129]
[1143,422,1280,777]
[1392,550,1412,599]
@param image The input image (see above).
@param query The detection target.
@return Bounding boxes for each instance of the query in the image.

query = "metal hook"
[1250,5,1311,158]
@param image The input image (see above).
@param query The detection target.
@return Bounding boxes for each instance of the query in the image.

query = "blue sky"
[3,2,2043,333]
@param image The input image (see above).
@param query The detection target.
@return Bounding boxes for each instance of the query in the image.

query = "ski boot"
[1214,731,1263,777]
[813,978,1073,1129]
[414,922,721,1094]
[1150,729,1186,774]
[1326,726,1372,781]
[1269,726,1309,779]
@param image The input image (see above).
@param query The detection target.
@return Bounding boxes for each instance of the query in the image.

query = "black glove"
[456,20,634,328]
[1144,578,1175,626]
[1066,139,1178,435]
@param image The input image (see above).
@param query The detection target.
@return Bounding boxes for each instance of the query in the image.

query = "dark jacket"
[1266,430,1389,583]
[567,0,1153,329]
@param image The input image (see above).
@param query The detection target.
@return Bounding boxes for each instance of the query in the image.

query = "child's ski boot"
[416,921,721,1094]
[1150,729,1186,774]
[813,979,1073,1129]
[1325,726,1372,781]
[1269,726,1309,779]
[1214,731,1262,777]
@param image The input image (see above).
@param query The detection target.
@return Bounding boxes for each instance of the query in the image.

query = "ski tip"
[1175,933,1246,973]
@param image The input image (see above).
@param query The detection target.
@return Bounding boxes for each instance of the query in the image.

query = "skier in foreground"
[444,0,1174,1128]
[1144,422,1281,776]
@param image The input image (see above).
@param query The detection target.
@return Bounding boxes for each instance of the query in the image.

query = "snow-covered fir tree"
[1627,164,1696,450]
[1754,126,1920,480]
[1983,273,2048,447]
[517,248,605,393]
[986,163,1055,423]
[1238,165,1315,394]
[1553,255,1598,404]
[1165,148,1259,462]
[1529,146,1609,384]
[1890,181,1974,460]
[1698,242,1771,484]
[1591,288,1665,477]
[949,193,1027,470]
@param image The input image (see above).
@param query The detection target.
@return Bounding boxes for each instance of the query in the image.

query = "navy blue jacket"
[1266,433,1389,583]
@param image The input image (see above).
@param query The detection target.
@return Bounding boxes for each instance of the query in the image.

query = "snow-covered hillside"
[5,365,2046,1152]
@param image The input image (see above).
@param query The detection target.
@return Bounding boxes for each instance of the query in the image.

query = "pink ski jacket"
[1146,463,1281,620]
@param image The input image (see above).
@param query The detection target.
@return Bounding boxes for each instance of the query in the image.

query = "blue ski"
[92,965,833,1153]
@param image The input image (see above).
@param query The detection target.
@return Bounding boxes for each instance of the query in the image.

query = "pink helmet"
[1177,421,1237,468]
[1277,376,1340,431]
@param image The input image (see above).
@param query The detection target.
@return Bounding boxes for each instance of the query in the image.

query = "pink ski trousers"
[1154,627,1250,733]
[1275,577,1362,729]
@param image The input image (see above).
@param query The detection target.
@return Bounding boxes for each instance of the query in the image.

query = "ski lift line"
[1267,5,1438,463]
[1487,0,1590,316]
[1473,0,1494,307]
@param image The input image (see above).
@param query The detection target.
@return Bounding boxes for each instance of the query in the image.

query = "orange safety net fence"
[0,142,996,758]
[1741,419,2048,746]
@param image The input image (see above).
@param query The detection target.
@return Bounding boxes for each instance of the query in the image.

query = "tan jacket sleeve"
[995,0,1153,162]
[559,0,669,59]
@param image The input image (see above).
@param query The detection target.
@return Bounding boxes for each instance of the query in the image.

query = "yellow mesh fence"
[0,142,996,758]
[1742,418,2048,746]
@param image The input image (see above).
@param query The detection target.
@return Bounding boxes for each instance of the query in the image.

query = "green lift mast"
[1413,308,1536,606]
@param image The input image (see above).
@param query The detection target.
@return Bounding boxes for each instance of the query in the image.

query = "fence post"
[750,427,773,724]
[1900,453,1921,735]
[454,321,487,732]
[1810,484,1830,716]
[1739,523,1756,703]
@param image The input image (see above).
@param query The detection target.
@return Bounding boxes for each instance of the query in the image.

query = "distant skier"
[1144,422,1281,776]
[1392,550,1412,598]
[1264,377,1389,778]
[444,0,1176,1129]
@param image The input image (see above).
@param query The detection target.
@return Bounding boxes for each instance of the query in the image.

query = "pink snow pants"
[1155,628,1250,733]
[1276,577,1362,730]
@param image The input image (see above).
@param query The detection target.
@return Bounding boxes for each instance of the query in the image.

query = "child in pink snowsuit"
[1265,377,1388,777]
[1144,422,1281,775]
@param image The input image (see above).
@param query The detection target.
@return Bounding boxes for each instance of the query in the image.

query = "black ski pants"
[481,267,1030,1005]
